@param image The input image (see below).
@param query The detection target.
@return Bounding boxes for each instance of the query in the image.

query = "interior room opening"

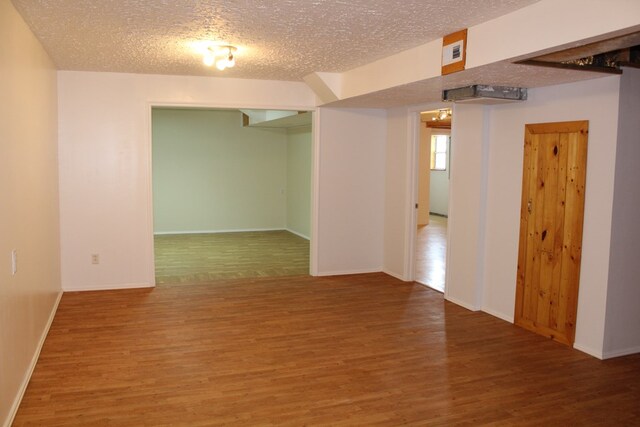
[414,108,451,293]
[151,107,313,284]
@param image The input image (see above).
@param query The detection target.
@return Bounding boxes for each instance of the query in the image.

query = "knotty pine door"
[515,121,588,346]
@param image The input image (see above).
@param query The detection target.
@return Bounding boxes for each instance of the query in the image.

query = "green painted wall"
[152,109,288,233]
[286,126,312,238]
[153,109,312,237]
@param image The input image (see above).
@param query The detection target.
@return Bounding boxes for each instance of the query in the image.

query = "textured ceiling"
[11,0,539,81]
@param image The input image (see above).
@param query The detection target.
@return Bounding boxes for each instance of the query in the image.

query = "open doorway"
[151,107,312,284]
[414,108,451,293]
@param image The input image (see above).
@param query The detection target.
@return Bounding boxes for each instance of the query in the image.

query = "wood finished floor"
[415,215,447,293]
[15,273,640,426]
[154,231,310,284]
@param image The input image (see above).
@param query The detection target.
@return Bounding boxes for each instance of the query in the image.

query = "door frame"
[145,101,318,285]
[514,120,589,346]
[406,103,454,297]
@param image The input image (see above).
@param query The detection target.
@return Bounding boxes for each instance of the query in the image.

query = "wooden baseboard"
[5,291,62,427]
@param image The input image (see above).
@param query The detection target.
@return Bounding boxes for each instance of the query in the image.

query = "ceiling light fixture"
[203,45,237,71]
[432,108,452,121]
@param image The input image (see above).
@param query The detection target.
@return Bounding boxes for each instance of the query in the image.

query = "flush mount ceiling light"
[203,45,237,71]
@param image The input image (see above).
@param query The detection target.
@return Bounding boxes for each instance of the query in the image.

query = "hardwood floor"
[154,230,309,284]
[14,273,640,426]
[415,215,447,293]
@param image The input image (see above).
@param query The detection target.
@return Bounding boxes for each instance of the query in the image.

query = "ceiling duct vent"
[443,85,527,104]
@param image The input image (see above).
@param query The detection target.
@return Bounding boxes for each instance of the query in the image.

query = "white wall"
[314,108,386,275]
[429,130,451,216]
[152,109,287,233]
[482,77,622,358]
[58,71,315,291]
[286,126,312,239]
[383,107,412,279]
[445,104,488,311]
[0,1,61,425]
[603,67,640,358]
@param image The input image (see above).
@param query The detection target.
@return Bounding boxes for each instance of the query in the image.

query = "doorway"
[151,107,313,284]
[414,108,451,293]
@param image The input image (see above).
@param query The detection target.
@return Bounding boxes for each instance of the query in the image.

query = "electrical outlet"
[11,250,17,275]
[91,254,100,265]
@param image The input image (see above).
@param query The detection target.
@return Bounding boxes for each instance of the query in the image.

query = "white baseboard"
[63,282,154,292]
[602,345,640,360]
[382,269,408,282]
[5,291,62,427]
[444,295,480,312]
[315,268,382,277]
[154,228,284,235]
[573,342,604,360]
[482,307,514,323]
[284,228,310,240]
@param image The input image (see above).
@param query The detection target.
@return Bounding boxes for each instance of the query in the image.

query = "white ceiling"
[11,0,540,81]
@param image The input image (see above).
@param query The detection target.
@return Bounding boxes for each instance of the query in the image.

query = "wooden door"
[515,121,588,346]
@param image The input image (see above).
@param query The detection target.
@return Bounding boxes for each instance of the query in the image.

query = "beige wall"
[0,1,62,425]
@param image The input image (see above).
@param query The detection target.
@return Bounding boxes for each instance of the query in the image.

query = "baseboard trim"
[284,228,310,240]
[444,295,480,312]
[315,268,382,277]
[482,307,514,323]
[62,282,154,292]
[382,269,408,282]
[602,345,640,360]
[573,342,604,360]
[429,212,448,218]
[154,228,285,236]
[5,290,62,427]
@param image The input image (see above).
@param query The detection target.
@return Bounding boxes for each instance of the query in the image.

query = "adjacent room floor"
[14,273,640,425]
[154,230,310,284]
[415,214,447,292]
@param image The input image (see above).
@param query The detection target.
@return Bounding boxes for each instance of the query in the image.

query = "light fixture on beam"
[432,108,452,121]
[203,45,237,71]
